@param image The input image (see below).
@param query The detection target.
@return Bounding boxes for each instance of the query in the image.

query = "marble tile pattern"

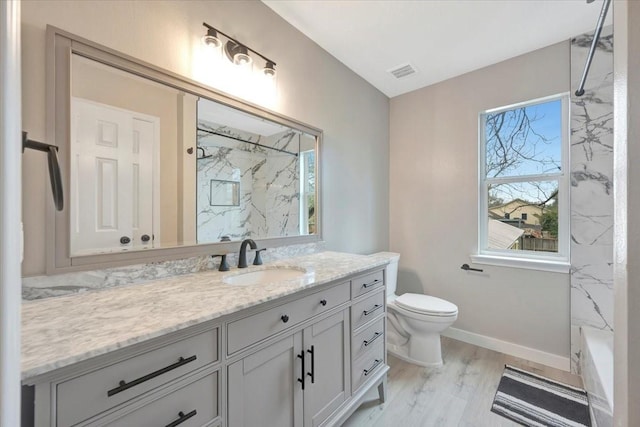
[569,29,614,373]
[21,251,386,380]
[196,120,300,243]
[22,241,325,300]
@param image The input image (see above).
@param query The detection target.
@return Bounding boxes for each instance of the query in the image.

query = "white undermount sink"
[223,267,308,286]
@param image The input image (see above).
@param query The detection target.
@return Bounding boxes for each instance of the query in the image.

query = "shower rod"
[575,0,611,97]
[197,127,298,157]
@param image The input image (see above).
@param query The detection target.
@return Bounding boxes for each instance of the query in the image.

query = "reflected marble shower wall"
[570,28,613,373]
[264,130,301,236]
[196,121,300,242]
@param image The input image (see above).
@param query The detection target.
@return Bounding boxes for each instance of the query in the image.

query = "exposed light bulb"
[233,52,252,66]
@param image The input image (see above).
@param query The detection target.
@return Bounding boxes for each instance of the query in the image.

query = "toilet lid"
[395,293,458,316]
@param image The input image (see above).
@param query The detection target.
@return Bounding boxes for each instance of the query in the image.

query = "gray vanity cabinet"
[227,333,303,427]
[228,309,350,427]
[25,267,388,427]
[302,310,350,427]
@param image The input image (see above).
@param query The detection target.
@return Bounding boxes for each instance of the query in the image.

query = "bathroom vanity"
[21,252,389,427]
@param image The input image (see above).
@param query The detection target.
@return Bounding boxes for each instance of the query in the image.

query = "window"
[474,94,570,272]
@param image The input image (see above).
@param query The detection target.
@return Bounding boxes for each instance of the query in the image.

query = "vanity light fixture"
[225,41,252,66]
[201,22,276,75]
[263,61,277,78]
[201,27,222,50]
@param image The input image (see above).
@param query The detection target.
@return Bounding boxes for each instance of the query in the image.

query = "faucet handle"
[212,254,230,272]
[253,248,267,266]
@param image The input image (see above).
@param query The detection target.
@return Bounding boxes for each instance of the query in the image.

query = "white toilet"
[373,252,458,367]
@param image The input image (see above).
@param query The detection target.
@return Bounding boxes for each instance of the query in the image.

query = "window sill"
[470,254,570,273]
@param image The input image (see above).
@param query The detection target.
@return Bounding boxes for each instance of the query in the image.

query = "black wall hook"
[22,131,63,211]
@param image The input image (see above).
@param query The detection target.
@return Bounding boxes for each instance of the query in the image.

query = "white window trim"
[475,93,571,273]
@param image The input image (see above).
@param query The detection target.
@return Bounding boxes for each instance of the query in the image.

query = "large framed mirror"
[47,26,321,273]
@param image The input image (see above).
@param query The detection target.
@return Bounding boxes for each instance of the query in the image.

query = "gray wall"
[389,41,571,359]
[20,0,390,276]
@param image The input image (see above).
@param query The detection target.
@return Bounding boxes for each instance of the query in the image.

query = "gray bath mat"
[491,365,591,427]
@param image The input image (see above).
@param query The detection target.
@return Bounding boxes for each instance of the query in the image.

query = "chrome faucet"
[238,238,257,268]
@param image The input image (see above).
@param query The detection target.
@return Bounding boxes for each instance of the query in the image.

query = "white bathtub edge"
[581,326,613,427]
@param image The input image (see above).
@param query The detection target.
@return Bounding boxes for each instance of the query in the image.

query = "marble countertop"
[21,251,389,381]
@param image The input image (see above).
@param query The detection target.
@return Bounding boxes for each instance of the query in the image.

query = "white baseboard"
[442,327,571,372]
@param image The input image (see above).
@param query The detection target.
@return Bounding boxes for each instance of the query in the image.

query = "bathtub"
[581,327,613,427]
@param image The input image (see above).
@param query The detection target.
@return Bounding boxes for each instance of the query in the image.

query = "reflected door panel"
[70,98,158,256]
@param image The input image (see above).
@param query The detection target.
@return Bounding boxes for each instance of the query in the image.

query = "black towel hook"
[22,131,64,211]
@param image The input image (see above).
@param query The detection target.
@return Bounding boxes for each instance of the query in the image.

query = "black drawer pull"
[165,409,197,427]
[320,299,327,306]
[364,359,382,376]
[363,304,382,316]
[307,345,315,384]
[297,350,305,390]
[107,355,197,397]
[362,279,381,289]
[363,332,382,347]
[281,314,290,323]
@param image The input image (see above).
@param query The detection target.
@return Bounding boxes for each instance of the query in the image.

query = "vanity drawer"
[351,270,384,299]
[352,338,385,393]
[103,371,218,427]
[227,282,350,355]
[57,328,218,427]
[351,290,385,331]
[352,317,385,361]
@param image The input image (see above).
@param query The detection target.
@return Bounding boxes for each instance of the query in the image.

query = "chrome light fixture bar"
[202,22,277,78]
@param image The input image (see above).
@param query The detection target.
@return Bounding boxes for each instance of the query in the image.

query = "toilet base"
[387,341,443,368]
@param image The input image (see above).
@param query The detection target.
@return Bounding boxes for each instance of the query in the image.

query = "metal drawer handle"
[363,304,382,316]
[165,409,197,427]
[297,350,305,390]
[281,314,290,323]
[107,355,197,397]
[307,345,315,384]
[320,299,327,306]
[363,332,382,347]
[362,279,381,289]
[364,359,383,376]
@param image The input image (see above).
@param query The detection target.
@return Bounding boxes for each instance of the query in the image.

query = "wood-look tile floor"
[342,337,582,427]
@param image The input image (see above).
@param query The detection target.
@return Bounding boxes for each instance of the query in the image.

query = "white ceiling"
[262,0,611,98]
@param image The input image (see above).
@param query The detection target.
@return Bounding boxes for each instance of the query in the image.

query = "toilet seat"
[394,293,458,317]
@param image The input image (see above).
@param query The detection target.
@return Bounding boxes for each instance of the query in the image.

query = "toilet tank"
[370,252,400,296]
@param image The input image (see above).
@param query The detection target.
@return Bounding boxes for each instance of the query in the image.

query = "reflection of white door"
[70,98,159,256]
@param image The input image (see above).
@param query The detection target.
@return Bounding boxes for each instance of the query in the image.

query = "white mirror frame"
[46,26,322,274]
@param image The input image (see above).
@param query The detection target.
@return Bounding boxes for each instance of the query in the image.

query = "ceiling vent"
[388,63,417,79]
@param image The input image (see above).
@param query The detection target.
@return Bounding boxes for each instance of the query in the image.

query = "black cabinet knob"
[320,299,327,306]
[120,236,131,245]
[141,234,150,242]
[281,315,289,323]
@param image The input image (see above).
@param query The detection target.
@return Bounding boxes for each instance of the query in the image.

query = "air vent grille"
[388,63,417,79]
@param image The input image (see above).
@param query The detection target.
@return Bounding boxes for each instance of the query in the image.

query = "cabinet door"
[227,333,303,427]
[303,310,350,427]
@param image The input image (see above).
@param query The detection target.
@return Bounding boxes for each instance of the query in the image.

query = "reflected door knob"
[120,236,131,245]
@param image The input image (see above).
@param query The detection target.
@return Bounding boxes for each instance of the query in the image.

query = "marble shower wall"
[570,28,614,373]
[196,120,300,242]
